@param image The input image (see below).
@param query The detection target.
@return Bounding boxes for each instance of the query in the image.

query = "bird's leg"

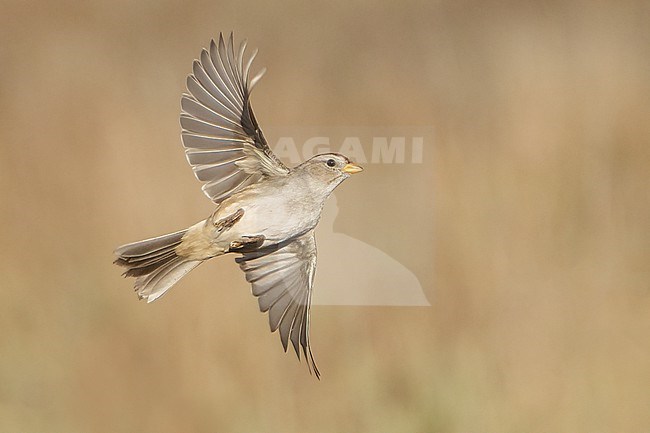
[229,235,266,252]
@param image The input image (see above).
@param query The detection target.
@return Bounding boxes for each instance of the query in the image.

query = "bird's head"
[297,153,363,185]
[293,153,363,198]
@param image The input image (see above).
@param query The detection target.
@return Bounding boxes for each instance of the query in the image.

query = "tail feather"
[115,229,186,257]
[120,249,178,277]
[134,257,201,302]
[114,229,202,302]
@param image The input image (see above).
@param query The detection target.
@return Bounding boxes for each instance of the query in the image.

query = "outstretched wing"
[181,32,289,203]
[235,231,320,379]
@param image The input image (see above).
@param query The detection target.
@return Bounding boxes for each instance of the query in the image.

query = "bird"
[114,32,363,379]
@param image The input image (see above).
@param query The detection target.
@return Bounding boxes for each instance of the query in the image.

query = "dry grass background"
[1,0,649,432]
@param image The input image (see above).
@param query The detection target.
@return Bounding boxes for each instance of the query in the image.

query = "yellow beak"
[342,163,363,174]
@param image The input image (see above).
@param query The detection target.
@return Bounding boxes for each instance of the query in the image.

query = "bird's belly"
[220,198,318,246]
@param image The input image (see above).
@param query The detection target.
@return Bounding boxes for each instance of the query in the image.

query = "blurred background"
[1,0,649,431]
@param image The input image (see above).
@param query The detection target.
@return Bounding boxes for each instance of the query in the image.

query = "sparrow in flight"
[114,33,363,379]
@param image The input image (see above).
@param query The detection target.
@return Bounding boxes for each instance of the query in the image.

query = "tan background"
[1,0,649,432]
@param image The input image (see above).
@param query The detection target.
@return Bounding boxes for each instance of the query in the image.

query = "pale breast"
[215,179,323,246]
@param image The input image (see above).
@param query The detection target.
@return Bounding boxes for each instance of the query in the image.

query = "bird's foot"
[229,235,265,252]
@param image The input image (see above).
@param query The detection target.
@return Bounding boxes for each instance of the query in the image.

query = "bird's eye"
[326,159,336,167]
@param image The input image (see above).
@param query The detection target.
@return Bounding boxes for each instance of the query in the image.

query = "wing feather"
[212,38,243,107]
[181,95,239,128]
[235,231,320,378]
[180,115,248,139]
[278,291,305,351]
[181,32,289,204]
[185,148,243,165]
[185,75,240,121]
[199,49,241,113]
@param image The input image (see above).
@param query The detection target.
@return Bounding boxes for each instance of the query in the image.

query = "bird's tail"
[114,229,202,302]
